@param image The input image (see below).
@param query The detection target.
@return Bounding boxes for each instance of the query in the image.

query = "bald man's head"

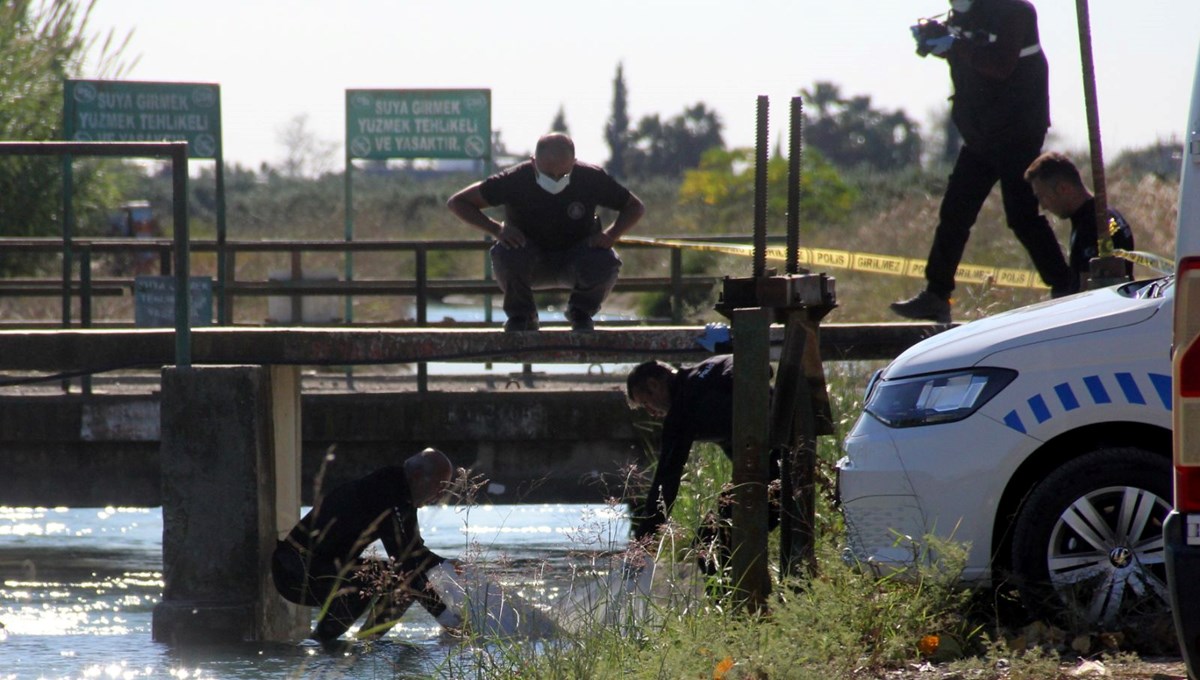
[404,447,453,507]
[535,133,575,161]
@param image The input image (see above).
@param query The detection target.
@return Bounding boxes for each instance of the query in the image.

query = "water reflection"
[0,504,628,679]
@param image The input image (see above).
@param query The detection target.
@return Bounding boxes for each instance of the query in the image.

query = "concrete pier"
[151,365,308,643]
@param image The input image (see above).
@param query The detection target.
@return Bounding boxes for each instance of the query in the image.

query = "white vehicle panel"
[841,279,1173,586]
[884,286,1162,379]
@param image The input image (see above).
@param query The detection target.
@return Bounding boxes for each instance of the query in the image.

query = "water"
[0,504,632,679]
[420,300,641,378]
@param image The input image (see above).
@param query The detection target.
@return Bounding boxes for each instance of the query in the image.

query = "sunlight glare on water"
[0,503,630,679]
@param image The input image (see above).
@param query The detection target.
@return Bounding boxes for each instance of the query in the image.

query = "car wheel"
[1010,447,1171,633]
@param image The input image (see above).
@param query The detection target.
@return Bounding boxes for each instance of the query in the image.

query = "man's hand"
[588,230,617,249]
[495,223,527,248]
[925,34,956,56]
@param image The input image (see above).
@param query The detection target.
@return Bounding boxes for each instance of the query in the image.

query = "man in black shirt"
[1024,151,1135,291]
[447,133,644,332]
[893,0,1072,323]
[625,356,779,573]
[271,448,460,642]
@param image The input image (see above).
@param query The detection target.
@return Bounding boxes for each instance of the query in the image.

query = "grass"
[389,358,1184,679]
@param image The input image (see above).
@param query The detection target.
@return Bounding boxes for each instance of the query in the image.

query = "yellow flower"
[918,634,940,657]
[713,656,734,679]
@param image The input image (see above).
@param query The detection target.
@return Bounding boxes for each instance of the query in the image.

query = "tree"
[624,103,724,179]
[800,81,922,172]
[678,145,856,229]
[0,0,132,268]
[550,106,570,135]
[604,62,630,179]
[276,114,338,178]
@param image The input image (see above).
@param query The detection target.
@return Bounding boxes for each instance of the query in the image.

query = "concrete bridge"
[0,323,941,507]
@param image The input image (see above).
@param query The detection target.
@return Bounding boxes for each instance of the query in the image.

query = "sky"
[81,0,1200,172]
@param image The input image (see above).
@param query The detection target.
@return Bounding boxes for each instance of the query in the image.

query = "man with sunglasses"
[447,133,645,332]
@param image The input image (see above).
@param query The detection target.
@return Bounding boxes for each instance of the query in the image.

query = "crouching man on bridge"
[271,447,463,643]
[625,356,781,577]
[446,132,645,332]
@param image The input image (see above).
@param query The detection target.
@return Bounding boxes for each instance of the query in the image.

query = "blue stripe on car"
[1004,411,1026,434]
[1150,373,1172,410]
[1115,372,1146,405]
[1028,394,1052,423]
[1054,383,1080,411]
[1002,373,1171,433]
[1084,375,1111,404]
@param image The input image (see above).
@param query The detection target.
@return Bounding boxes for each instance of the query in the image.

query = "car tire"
[1010,447,1172,637]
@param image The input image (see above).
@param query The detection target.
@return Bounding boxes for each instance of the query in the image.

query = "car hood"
[882,284,1169,379]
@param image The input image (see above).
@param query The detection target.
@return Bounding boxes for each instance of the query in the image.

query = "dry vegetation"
[0,160,1181,329]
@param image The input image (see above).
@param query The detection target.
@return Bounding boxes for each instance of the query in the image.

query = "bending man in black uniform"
[1024,151,1135,292]
[892,0,1072,323]
[271,447,461,642]
[625,355,780,574]
[446,132,645,332]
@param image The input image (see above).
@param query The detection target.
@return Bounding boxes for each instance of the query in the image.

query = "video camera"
[911,18,953,57]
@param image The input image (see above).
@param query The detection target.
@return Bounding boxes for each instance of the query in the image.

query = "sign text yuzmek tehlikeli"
[345,89,491,161]
[64,80,222,159]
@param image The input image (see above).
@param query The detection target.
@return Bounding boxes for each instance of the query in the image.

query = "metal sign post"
[343,88,491,390]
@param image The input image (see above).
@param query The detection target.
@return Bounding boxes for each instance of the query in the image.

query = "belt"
[1019,43,1041,58]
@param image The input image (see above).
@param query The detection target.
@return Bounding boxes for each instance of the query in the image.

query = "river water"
[0,503,631,679]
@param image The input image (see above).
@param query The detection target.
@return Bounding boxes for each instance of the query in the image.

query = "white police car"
[838,277,1174,628]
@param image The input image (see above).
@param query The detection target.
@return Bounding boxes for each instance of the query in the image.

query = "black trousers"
[695,450,783,577]
[924,136,1071,298]
[490,240,621,322]
[271,542,412,641]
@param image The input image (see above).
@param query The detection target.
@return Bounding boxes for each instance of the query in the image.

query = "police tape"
[1113,249,1174,274]
[621,237,1174,289]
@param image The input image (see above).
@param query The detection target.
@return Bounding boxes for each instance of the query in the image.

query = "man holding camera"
[891,0,1072,323]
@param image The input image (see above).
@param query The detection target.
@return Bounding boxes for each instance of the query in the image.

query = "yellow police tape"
[621,237,1174,289]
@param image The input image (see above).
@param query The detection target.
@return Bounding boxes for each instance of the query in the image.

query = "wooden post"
[730,307,772,611]
[771,311,819,578]
[1075,0,1106,217]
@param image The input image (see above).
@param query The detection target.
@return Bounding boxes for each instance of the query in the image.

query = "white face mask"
[950,0,974,12]
[534,166,571,195]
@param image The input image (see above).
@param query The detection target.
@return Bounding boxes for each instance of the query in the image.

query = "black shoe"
[889,290,951,323]
[565,309,594,332]
[503,316,540,332]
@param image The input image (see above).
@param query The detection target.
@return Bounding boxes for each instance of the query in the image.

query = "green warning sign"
[345,89,491,160]
[64,80,221,159]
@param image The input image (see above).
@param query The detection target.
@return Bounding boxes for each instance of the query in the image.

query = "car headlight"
[864,368,1017,428]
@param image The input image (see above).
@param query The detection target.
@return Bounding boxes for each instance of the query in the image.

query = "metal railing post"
[670,248,684,323]
[79,247,93,395]
[416,245,428,392]
[171,143,191,368]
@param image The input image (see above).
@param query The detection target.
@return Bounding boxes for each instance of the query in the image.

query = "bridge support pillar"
[152,365,309,644]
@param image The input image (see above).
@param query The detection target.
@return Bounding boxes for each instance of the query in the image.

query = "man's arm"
[380,509,462,628]
[951,4,1029,79]
[446,183,526,248]
[632,431,692,540]
[590,193,645,249]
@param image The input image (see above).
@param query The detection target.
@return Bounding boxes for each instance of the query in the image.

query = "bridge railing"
[0,235,760,328]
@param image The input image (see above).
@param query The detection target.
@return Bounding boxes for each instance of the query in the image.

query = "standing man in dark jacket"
[271,447,461,642]
[446,132,645,332]
[892,0,1072,323]
[1024,151,1135,291]
[625,356,780,573]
